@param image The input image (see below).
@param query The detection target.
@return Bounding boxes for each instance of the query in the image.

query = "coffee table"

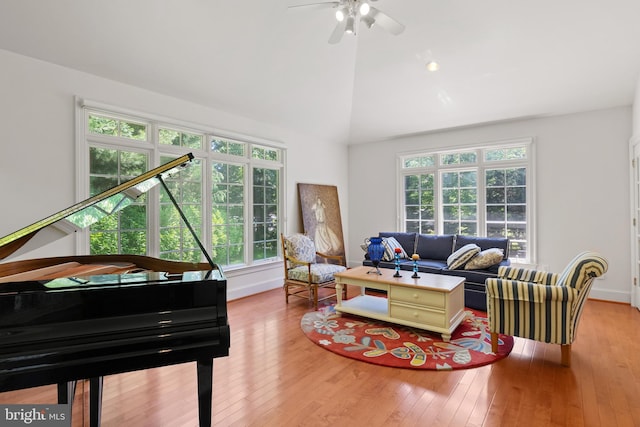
[333,266,466,341]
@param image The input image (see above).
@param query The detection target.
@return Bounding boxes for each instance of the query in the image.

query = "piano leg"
[197,359,213,427]
[90,376,104,427]
[57,381,76,405]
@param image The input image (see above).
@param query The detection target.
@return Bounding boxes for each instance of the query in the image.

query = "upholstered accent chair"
[281,233,347,309]
[486,251,608,367]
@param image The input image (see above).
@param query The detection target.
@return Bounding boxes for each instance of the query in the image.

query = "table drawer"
[389,287,445,308]
[389,303,445,328]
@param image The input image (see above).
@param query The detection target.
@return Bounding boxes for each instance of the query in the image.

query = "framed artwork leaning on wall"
[297,183,345,258]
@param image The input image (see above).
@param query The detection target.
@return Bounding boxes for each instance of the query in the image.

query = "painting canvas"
[297,183,345,257]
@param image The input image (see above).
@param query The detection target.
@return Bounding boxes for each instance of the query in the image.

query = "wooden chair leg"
[312,284,318,309]
[561,344,571,367]
[491,332,499,354]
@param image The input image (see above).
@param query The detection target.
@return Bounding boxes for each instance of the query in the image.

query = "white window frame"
[397,137,536,264]
[75,98,286,271]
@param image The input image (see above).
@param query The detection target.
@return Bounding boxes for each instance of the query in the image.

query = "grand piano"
[0,154,230,427]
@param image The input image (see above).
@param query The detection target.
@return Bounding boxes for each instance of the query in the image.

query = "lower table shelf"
[334,266,466,342]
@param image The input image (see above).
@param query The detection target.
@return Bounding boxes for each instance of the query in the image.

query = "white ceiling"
[1,0,639,144]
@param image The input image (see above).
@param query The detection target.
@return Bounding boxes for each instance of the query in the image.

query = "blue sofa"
[362,232,511,311]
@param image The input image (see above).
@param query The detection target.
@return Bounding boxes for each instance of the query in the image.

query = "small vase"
[367,237,385,275]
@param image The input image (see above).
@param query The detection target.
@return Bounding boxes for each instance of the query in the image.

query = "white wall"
[348,107,632,303]
[2,46,631,304]
[634,73,640,138]
[0,49,349,300]
[630,73,640,309]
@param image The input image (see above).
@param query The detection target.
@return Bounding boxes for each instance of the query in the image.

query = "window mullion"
[435,170,443,234]
[477,166,486,236]
[246,164,253,265]
[201,157,212,264]
[148,124,160,258]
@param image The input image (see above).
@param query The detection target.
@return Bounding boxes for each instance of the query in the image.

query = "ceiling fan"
[289,0,405,44]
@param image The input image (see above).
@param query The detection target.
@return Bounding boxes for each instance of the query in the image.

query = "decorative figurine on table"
[367,237,385,275]
[393,247,402,277]
[411,253,420,278]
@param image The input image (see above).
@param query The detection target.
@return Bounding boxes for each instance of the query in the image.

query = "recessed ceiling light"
[426,61,440,72]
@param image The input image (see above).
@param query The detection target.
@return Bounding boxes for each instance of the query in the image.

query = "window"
[404,173,435,234]
[441,169,477,235]
[210,140,282,267]
[400,139,533,262]
[252,166,279,261]
[80,107,284,270]
[88,147,149,255]
[159,155,203,262]
[211,161,245,266]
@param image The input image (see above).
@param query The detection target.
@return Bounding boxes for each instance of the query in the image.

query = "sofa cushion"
[415,259,448,270]
[415,234,455,260]
[447,244,480,270]
[379,232,416,255]
[464,248,504,270]
[440,267,500,285]
[455,235,510,259]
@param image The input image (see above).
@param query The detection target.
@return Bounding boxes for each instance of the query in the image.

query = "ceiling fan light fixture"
[290,0,404,43]
[345,15,356,34]
[362,15,375,29]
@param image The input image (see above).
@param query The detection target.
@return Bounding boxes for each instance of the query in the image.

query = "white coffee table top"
[334,265,464,292]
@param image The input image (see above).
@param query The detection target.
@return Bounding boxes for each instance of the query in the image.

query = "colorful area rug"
[301,306,513,370]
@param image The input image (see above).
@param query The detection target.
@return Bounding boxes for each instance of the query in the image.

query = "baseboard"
[227,277,282,301]
[589,287,630,304]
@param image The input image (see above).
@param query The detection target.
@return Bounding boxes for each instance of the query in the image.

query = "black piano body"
[0,154,230,427]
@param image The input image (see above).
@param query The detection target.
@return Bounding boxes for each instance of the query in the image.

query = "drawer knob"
[413,293,418,299]
[413,312,418,317]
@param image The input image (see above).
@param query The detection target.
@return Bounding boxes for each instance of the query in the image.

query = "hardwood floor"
[2,287,639,427]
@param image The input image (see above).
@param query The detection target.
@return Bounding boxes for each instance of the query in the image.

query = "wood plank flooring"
[1,287,639,426]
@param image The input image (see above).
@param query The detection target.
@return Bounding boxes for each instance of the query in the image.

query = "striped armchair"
[486,251,608,366]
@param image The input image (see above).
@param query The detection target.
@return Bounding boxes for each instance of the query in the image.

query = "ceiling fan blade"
[368,6,405,35]
[328,19,348,44]
[288,1,340,10]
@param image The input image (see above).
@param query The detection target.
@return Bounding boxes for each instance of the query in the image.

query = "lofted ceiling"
[1,0,639,145]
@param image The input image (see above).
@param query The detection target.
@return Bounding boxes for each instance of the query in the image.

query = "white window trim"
[74,97,286,271]
[396,137,536,265]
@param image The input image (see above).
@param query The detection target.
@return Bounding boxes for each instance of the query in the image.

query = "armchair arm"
[284,254,312,267]
[497,265,559,285]
[316,251,346,266]
[486,278,576,303]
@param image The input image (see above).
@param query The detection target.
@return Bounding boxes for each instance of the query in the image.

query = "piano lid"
[0,153,195,261]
